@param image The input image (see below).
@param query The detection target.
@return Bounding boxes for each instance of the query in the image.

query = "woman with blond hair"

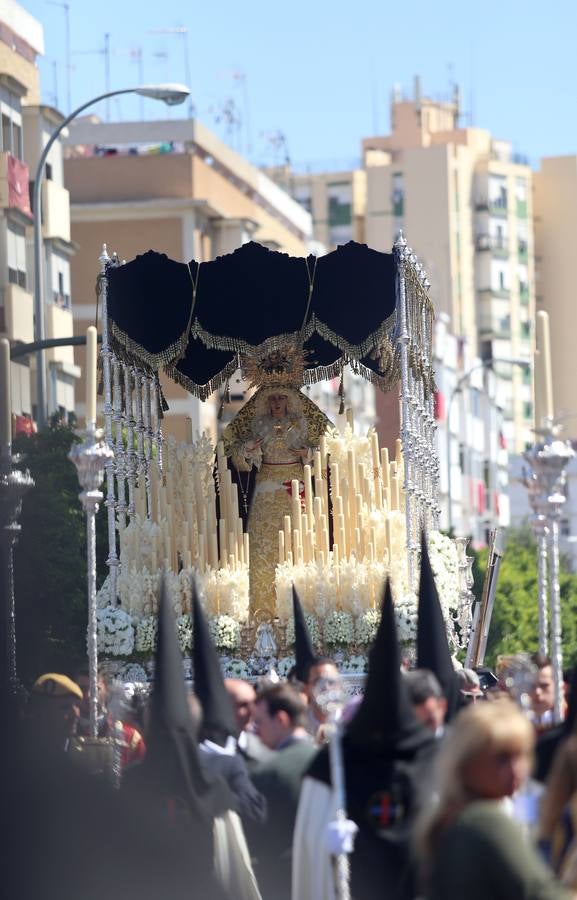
[417,698,573,899]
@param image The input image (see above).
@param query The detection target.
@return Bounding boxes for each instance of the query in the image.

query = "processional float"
[87,234,475,683]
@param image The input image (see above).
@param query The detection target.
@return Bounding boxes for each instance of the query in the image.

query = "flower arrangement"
[276,656,296,679]
[394,593,418,646]
[285,613,321,650]
[96,606,134,657]
[324,611,354,648]
[209,614,241,652]
[222,658,249,679]
[340,654,368,674]
[135,615,158,654]
[117,662,148,684]
[427,530,464,651]
[176,615,193,653]
[356,608,381,646]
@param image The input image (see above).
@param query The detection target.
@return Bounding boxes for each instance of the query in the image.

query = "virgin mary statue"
[222,356,331,622]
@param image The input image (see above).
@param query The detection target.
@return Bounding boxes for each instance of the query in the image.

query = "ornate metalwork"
[68,425,114,738]
[0,452,33,695]
[123,364,137,519]
[524,431,575,723]
[99,245,119,601]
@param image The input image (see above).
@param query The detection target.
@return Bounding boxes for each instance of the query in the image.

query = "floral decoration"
[96,605,134,657]
[340,654,368,674]
[276,656,296,679]
[394,592,418,646]
[285,613,321,650]
[323,611,354,648]
[209,614,241,652]
[135,615,158,654]
[356,608,381,646]
[176,615,193,653]
[222,658,249,679]
[117,662,148,684]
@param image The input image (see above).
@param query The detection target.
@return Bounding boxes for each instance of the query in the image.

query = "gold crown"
[242,343,306,391]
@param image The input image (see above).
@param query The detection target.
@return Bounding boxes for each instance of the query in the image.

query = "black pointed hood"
[417,532,459,720]
[139,573,231,821]
[292,585,316,682]
[346,579,426,753]
[191,582,237,745]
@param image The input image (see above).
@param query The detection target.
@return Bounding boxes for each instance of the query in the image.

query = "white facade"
[434,314,510,544]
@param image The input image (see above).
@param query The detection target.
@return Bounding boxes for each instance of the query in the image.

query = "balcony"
[41,180,71,242]
[475,234,509,258]
[0,283,34,343]
[516,199,528,218]
[0,152,32,219]
[478,286,511,300]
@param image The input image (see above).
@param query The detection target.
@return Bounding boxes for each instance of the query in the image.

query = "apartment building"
[533,155,577,439]
[292,83,535,456]
[0,0,78,429]
[63,117,313,440]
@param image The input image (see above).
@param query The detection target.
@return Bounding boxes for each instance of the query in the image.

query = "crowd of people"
[4,539,577,899]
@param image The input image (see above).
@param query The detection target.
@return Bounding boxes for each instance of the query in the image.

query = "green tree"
[472,527,577,668]
[13,419,108,684]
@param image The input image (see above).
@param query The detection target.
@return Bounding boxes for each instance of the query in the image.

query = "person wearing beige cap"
[27,673,83,751]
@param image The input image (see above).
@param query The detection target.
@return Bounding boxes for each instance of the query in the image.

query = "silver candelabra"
[523,427,575,723]
[0,450,33,699]
[68,425,114,738]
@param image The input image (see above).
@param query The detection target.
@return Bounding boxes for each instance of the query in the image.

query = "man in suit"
[225,677,272,768]
[247,683,317,900]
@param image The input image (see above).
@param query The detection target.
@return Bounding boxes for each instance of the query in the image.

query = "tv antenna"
[148,27,193,118]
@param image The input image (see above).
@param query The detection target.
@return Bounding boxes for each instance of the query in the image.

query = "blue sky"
[24,0,577,171]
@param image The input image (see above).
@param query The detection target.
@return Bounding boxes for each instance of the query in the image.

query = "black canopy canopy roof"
[106,240,430,400]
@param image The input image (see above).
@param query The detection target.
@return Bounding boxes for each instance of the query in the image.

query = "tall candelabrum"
[0,449,33,699]
[68,425,114,737]
[523,427,575,723]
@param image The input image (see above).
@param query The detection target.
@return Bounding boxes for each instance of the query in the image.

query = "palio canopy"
[106,240,405,400]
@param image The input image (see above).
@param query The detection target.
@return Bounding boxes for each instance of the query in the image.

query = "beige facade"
[0,1,78,429]
[290,88,535,454]
[533,156,577,439]
[63,117,312,440]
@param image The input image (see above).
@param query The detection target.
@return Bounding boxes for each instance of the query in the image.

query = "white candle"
[535,310,554,428]
[85,325,97,427]
[0,338,11,454]
[278,530,285,565]
[303,464,314,527]
[291,480,301,533]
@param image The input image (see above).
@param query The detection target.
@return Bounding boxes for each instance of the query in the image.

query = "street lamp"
[446,358,530,533]
[33,83,190,429]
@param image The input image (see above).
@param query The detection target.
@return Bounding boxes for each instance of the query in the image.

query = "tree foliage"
[472,527,577,668]
[13,420,108,684]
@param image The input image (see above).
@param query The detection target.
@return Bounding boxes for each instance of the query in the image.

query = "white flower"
[176,615,193,652]
[135,615,158,653]
[96,605,135,657]
[222,658,249,679]
[356,609,381,646]
[340,654,367,674]
[394,592,418,645]
[285,613,321,650]
[117,662,148,684]
[276,656,296,679]
[324,611,354,648]
[209,615,241,652]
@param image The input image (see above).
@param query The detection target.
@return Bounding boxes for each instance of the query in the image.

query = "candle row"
[278,420,404,574]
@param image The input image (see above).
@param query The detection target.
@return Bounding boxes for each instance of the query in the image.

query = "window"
[0,87,24,159]
[7,222,27,288]
[51,251,71,307]
[392,172,404,217]
[327,182,352,228]
[523,401,533,419]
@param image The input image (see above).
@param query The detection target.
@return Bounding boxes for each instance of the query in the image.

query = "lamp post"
[446,358,529,534]
[33,83,190,430]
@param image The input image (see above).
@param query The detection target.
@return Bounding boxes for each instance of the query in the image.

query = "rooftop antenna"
[148,26,193,118]
[151,50,172,117]
[47,1,71,113]
[72,34,112,120]
[231,68,252,158]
